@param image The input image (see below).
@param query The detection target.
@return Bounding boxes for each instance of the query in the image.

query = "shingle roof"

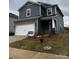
[18,1,40,11]
[9,13,18,19]
[38,2,63,16]
[18,1,63,16]
[14,16,40,23]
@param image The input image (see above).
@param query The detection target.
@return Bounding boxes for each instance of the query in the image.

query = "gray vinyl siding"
[19,4,40,19]
[9,17,18,33]
[41,7,47,16]
[55,7,64,33]
[52,7,55,15]
[17,2,64,34]
[41,6,55,17]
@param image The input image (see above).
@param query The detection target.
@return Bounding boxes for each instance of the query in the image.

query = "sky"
[9,0,69,27]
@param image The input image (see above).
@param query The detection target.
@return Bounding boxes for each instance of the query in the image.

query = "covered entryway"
[15,23,35,35]
[38,16,57,34]
[39,20,52,34]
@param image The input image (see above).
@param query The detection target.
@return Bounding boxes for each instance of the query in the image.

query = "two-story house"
[14,1,64,35]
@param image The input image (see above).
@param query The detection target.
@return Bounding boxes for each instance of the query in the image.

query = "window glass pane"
[47,8,52,15]
[27,13,30,15]
[48,12,51,14]
[26,8,31,17]
[48,9,50,11]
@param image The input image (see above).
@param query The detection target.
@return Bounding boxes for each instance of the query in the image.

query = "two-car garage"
[15,23,35,35]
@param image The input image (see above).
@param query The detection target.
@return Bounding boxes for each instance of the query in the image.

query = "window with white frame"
[26,8,31,17]
[47,8,52,16]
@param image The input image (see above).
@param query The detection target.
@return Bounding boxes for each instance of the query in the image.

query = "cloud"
[9,0,27,11]
[9,10,19,16]
[9,0,69,16]
[64,16,69,27]
[64,21,69,27]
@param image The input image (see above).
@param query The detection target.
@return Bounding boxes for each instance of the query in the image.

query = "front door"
[39,20,52,34]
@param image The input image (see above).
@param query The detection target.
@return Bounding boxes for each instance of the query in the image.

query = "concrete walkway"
[9,36,26,43]
[9,47,69,59]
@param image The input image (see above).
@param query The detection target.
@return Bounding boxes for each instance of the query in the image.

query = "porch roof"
[14,16,40,23]
[14,16,54,23]
[40,16,54,20]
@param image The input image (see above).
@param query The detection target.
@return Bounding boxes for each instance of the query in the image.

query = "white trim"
[55,6,57,14]
[47,8,52,16]
[53,20,55,28]
[36,19,38,34]
[39,6,41,16]
[26,4,33,7]
[49,22,52,31]
[54,6,58,17]
[52,16,54,28]
[26,8,31,17]
[18,12,20,19]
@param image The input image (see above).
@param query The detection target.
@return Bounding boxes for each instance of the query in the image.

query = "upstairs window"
[47,8,52,16]
[26,8,31,17]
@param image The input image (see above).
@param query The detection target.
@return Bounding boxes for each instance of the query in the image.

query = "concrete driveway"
[9,47,69,59]
[9,36,26,43]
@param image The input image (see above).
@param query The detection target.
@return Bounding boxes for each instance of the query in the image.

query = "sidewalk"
[9,47,69,59]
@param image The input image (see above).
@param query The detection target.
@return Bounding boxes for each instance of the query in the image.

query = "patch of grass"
[10,32,69,56]
[9,57,12,59]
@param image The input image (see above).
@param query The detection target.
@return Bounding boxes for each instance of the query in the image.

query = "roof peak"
[18,1,57,11]
[38,2,56,6]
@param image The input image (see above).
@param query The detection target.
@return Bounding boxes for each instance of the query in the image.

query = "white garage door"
[15,23,35,35]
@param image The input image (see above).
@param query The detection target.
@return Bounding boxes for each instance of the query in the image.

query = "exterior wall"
[41,6,47,16]
[41,6,55,17]
[18,2,64,34]
[19,4,41,19]
[54,7,64,33]
[9,17,18,33]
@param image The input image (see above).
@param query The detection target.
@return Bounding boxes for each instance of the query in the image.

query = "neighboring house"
[15,1,64,35]
[9,13,18,35]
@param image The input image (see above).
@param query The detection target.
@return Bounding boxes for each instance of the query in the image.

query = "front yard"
[9,31,69,56]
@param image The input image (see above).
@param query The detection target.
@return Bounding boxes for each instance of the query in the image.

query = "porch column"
[52,16,54,28]
[52,16,55,32]
[36,19,38,35]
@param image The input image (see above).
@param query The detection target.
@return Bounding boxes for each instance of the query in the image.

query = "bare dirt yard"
[10,30,69,56]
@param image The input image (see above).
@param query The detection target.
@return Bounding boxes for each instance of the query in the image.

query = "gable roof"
[55,5,64,16]
[18,1,64,16]
[18,1,40,11]
[38,2,55,7]
[15,16,40,23]
[9,13,18,19]
[38,2,63,16]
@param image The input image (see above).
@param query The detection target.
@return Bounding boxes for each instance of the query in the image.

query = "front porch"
[38,16,56,34]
